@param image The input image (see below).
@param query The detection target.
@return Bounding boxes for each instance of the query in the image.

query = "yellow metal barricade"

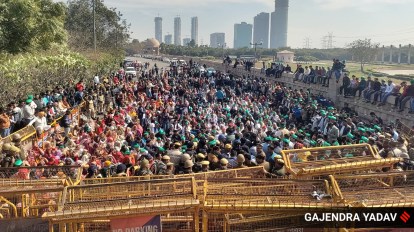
[330,171,414,207]
[281,144,401,178]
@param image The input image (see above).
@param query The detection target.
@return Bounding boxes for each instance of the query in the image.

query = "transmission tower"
[303,37,311,49]
[321,36,328,49]
[327,32,335,49]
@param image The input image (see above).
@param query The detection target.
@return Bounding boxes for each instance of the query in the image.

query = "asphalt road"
[125,56,171,70]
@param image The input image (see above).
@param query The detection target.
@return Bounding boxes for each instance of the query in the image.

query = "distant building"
[191,17,198,45]
[234,22,253,49]
[183,38,191,46]
[210,33,225,48]
[270,0,289,48]
[164,34,172,45]
[253,12,270,49]
[154,17,162,43]
[277,50,294,62]
[174,17,181,46]
[143,38,160,55]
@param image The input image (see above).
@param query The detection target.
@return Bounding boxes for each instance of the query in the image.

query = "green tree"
[348,39,380,72]
[65,0,130,52]
[0,0,67,54]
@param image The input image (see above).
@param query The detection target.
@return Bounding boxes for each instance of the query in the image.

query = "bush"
[0,49,124,105]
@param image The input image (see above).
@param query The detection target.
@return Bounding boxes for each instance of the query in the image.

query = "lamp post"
[250,41,263,60]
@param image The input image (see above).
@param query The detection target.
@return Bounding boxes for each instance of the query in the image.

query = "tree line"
[0,0,129,104]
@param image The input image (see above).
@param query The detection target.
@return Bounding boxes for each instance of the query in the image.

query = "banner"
[110,215,161,232]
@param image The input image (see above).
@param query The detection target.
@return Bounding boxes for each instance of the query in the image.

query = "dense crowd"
[0,57,413,179]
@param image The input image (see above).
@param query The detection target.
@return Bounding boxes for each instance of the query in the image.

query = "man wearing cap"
[201,161,210,172]
[235,154,247,169]
[193,153,204,171]
[270,157,287,176]
[21,96,37,127]
[216,158,228,170]
[327,122,339,144]
[221,144,232,159]
[157,155,170,175]
[178,160,193,174]
[168,142,183,166]
[135,159,153,176]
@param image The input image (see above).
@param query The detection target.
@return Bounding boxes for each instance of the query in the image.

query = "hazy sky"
[73,0,414,48]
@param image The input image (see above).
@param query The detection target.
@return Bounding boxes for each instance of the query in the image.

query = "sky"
[65,0,414,49]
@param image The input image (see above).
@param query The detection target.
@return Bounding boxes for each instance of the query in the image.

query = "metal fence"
[280,144,402,178]
[330,171,414,207]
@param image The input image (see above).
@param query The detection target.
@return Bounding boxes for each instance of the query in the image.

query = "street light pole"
[250,42,263,60]
[93,0,97,52]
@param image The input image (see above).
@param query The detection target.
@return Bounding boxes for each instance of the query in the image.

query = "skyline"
[58,0,414,49]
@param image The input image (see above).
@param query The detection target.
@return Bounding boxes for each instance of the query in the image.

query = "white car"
[163,58,171,63]
[125,67,137,77]
[179,60,187,66]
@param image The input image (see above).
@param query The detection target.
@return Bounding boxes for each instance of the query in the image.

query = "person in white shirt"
[29,111,51,134]
[94,74,100,85]
[378,80,397,106]
[22,99,37,126]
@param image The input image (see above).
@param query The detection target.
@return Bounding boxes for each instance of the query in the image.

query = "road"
[125,56,171,70]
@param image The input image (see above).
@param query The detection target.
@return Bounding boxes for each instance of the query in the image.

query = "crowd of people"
[0,57,413,179]
[339,74,414,113]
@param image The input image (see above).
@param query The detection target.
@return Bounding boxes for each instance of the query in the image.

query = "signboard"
[110,215,161,232]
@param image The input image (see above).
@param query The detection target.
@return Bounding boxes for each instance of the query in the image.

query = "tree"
[348,39,380,72]
[0,0,67,54]
[65,0,130,52]
[125,39,143,55]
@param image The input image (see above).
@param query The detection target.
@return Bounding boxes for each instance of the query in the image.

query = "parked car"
[206,67,216,77]
[125,67,137,77]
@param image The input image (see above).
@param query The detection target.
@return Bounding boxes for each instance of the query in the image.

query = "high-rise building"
[270,0,289,48]
[154,17,162,43]
[183,38,191,46]
[253,12,270,49]
[234,22,253,49]
[210,33,225,48]
[191,17,198,45]
[174,17,181,46]
[164,34,172,45]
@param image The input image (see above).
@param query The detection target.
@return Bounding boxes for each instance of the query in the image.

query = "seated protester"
[364,78,381,102]
[349,76,359,97]
[378,81,403,106]
[322,67,332,87]
[317,67,326,84]
[394,81,408,108]
[304,66,316,84]
[284,64,292,73]
[371,80,387,104]
[354,77,366,98]
[293,64,305,81]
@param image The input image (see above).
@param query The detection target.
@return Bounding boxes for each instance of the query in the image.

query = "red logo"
[400,211,410,223]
